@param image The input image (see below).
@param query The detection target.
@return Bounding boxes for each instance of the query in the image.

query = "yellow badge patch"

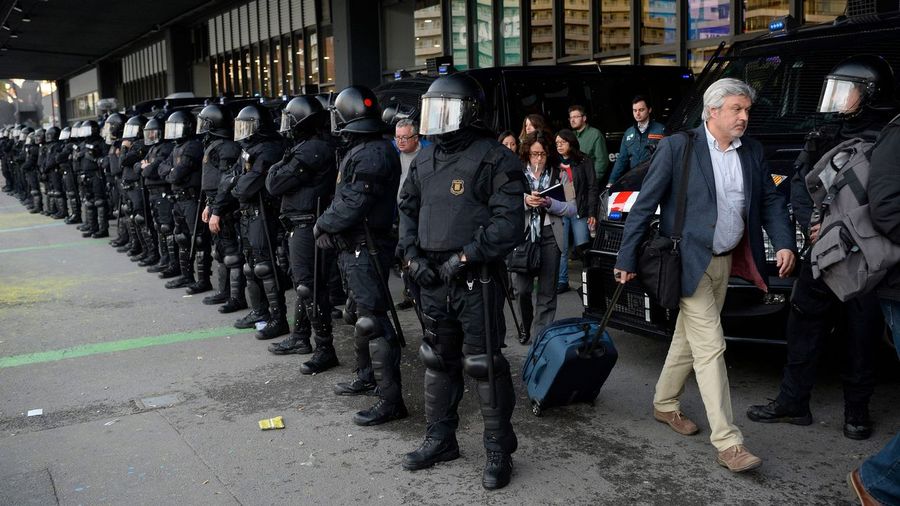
[450,179,464,195]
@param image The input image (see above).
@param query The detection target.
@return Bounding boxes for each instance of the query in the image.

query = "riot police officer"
[33,127,51,215]
[119,115,154,265]
[230,104,289,337]
[315,86,406,426]
[20,128,41,213]
[78,120,110,238]
[266,96,339,372]
[196,104,243,306]
[103,113,133,253]
[748,55,899,440]
[159,110,208,292]
[60,124,82,224]
[141,116,178,275]
[42,126,67,219]
[397,73,528,490]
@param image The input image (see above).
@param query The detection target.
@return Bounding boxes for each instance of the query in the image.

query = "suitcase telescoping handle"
[583,281,625,356]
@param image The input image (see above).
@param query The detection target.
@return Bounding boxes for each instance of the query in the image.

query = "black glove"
[406,257,438,287]
[313,224,334,250]
[438,253,466,284]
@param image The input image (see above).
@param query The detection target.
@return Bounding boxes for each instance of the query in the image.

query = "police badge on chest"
[450,179,464,195]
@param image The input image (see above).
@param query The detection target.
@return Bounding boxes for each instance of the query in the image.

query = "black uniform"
[232,138,287,331]
[143,141,177,273]
[399,129,527,470]
[42,140,66,218]
[79,136,109,237]
[316,137,404,418]
[61,139,82,224]
[201,137,242,302]
[120,140,155,264]
[266,133,337,359]
[104,141,131,249]
[162,137,206,287]
[22,141,41,213]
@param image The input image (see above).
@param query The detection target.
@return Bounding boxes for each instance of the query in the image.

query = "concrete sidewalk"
[1,189,897,505]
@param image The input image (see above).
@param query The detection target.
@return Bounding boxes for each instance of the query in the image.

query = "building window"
[500,0,521,65]
[563,0,591,58]
[688,0,730,39]
[743,0,788,33]
[273,40,284,96]
[251,44,263,96]
[451,0,469,69]
[323,33,335,88]
[642,0,676,45]
[294,33,306,94]
[307,29,319,86]
[600,0,631,52]
[415,1,444,66]
[804,0,845,23]
[474,0,495,68]
[688,45,725,73]
[530,0,553,61]
[642,52,677,65]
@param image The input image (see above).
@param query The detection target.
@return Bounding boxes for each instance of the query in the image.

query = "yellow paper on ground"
[258,416,284,430]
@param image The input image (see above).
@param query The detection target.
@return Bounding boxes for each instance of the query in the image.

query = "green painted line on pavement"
[0,240,105,255]
[0,325,254,369]
[0,222,66,234]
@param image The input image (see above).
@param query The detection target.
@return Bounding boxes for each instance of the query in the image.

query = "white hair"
[701,78,757,121]
[395,119,419,134]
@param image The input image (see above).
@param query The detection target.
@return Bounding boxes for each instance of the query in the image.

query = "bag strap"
[671,131,695,244]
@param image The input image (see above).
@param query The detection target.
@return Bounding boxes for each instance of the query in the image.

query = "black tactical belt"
[239,207,260,218]
[174,188,198,200]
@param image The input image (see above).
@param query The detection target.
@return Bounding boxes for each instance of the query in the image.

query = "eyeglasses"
[395,135,418,142]
[568,114,584,120]
[555,141,568,146]
[529,151,547,158]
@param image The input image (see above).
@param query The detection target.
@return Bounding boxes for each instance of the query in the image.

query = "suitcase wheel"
[531,401,542,417]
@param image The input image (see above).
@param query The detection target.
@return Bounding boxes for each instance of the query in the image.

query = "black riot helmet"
[70,121,83,139]
[419,73,485,136]
[164,110,195,142]
[19,126,34,142]
[25,131,36,145]
[123,115,147,140]
[280,96,326,136]
[382,102,418,127]
[818,55,896,117]
[45,126,61,143]
[144,117,163,145]
[59,126,71,141]
[196,104,233,139]
[234,103,276,142]
[103,113,127,144]
[329,86,386,135]
[33,128,45,144]
[81,120,101,139]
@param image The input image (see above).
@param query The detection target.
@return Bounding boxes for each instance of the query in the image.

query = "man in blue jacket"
[608,96,666,185]
[614,78,796,473]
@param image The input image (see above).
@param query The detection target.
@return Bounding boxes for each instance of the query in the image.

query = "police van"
[375,64,695,165]
[583,9,900,343]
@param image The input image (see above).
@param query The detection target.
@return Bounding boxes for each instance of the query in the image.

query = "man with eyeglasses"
[392,119,429,312]
[568,105,609,185]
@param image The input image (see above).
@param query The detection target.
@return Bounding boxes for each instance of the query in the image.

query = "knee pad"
[354,316,378,341]
[224,254,243,270]
[158,223,172,235]
[195,233,207,249]
[211,248,221,263]
[67,191,76,199]
[463,353,511,380]
[31,190,40,197]
[134,214,145,227]
[84,200,95,209]
[296,284,312,300]
[174,232,190,248]
[419,342,447,371]
[94,198,106,208]
[242,262,254,279]
[253,261,274,280]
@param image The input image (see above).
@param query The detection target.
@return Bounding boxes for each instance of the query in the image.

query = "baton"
[258,192,282,294]
[494,265,527,343]
[310,197,321,324]
[480,264,497,409]
[188,190,204,263]
[363,220,406,348]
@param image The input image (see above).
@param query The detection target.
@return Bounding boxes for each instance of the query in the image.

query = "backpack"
[805,137,900,301]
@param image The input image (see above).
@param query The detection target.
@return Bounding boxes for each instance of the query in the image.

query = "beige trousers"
[653,255,743,451]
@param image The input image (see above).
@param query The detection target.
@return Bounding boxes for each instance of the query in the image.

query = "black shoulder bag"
[637,131,694,310]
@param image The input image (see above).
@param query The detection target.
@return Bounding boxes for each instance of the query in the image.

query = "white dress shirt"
[704,122,745,254]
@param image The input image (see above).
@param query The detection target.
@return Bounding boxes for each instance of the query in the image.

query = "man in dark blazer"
[614,78,796,473]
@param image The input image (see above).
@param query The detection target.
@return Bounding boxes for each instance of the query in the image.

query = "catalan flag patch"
[771,174,786,186]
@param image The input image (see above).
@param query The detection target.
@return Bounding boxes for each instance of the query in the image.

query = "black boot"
[299,322,339,373]
[158,236,181,278]
[333,377,377,396]
[402,435,460,471]
[474,369,518,490]
[482,451,514,491]
[844,405,873,440]
[747,399,813,425]
[203,263,230,304]
[255,309,289,340]
[254,262,288,339]
[219,298,248,314]
[352,331,407,426]
[269,303,312,354]
[234,308,270,329]
[219,263,247,312]
[165,275,194,289]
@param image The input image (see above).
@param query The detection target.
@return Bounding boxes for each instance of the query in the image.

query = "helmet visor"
[123,123,141,139]
[164,122,185,140]
[279,111,294,134]
[102,123,114,144]
[196,118,211,136]
[60,129,70,141]
[144,128,160,145]
[419,97,465,135]
[818,77,866,114]
[234,118,258,142]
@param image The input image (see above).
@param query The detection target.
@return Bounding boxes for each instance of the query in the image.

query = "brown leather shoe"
[716,444,762,473]
[848,468,883,506]
[654,409,700,435]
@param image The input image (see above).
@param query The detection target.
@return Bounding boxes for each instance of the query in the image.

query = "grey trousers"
[513,225,561,339]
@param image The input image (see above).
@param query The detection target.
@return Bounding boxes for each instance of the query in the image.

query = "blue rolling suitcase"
[522,283,622,416]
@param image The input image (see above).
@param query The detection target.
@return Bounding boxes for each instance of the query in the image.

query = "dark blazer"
[615,124,796,297]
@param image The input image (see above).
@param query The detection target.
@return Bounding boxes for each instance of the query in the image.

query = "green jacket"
[575,125,609,182]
